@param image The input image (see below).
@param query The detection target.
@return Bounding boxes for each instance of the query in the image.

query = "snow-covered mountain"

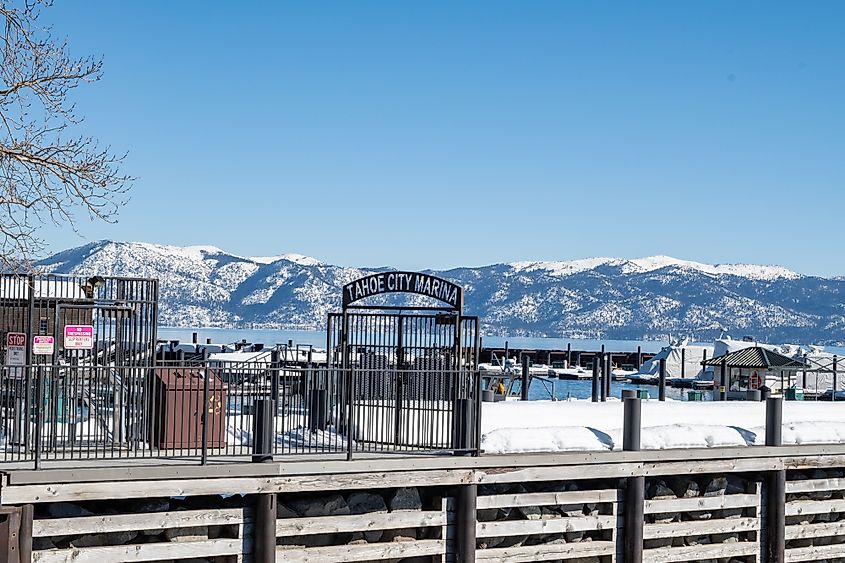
[37,241,845,345]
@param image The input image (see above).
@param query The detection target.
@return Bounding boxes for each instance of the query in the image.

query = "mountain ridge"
[36,240,845,345]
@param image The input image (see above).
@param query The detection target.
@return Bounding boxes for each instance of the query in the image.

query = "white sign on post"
[5,332,26,379]
[64,325,94,350]
[33,335,55,356]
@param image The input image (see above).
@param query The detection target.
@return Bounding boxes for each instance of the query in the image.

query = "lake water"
[158,327,845,356]
[158,327,673,353]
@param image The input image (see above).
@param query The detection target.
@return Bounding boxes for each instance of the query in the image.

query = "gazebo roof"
[702,346,807,369]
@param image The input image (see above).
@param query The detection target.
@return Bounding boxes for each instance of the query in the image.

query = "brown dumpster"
[150,367,227,449]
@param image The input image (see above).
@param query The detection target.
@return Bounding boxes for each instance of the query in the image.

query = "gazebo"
[703,346,808,400]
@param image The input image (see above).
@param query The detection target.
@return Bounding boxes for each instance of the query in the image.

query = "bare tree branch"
[0,0,131,270]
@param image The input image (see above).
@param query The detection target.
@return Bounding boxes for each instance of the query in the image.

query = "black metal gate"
[325,271,481,457]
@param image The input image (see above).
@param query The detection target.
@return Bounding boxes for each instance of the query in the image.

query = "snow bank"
[480,400,845,454]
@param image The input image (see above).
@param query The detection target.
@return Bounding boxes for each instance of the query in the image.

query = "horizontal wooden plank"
[786,499,845,517]
[477,514,617,538]
[475,463,642,484]
[786,543,845,562]
[476,541,616,561]
[275,538,444,562]
[4,470,473,504]
[787,477,845,494]
[476,489,620,510]
[32,538,248,563]
[643,541,759,563]
[276,510,445,536]
[785,520,845,540]
[643,517,759,539]
[32,508,248,538]
[644,494,759,514]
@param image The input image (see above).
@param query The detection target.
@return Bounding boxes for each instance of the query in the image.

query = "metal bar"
[658,357,666,401]
[254,493,277,563]
[521,355,529,401]
[591,358,599,402]
[766,396,785,563]
[456,483,477,563]
[623,395,643,563]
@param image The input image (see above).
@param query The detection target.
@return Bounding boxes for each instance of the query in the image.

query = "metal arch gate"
[326,283,480,458]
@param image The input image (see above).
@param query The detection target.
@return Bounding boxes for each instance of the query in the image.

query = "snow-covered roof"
[704,346,807,369]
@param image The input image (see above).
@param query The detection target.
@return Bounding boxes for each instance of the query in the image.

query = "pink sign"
[33,335,55,355]
[64,325,94,350]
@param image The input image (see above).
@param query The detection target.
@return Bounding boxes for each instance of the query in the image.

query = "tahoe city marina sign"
[342,271,463,310]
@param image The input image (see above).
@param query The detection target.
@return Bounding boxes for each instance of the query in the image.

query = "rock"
[685,535,710,546]
[540,507,561,519]
[348,492,388,514]
[725,475,748,495]
[564,530,585,543]
[667,477,700,498]
[517,504,542,520]
[389,488,422,512]
[165,526,208,542]
[131,499,171,513]
[348,491,388,542]
[703,477,728,497]
[71,530,139,548]
[289,494,350,517]
[32,538,56,550]
[47,503,94,518]
[277,502,298,519]
[477,508,500,522]
[687,511,713,521]
[648,480,675,500]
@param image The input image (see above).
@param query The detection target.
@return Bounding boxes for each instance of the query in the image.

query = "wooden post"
[636,345,642,369]
[765,397,785,563]
[623,396,643,563]
[719,359,728,401]
[457,484,477,563]
[591,359,599,402]
[566,342,572,368]
[658,358,666,401]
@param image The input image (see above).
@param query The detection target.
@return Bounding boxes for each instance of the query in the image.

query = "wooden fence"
[785,470,845,562]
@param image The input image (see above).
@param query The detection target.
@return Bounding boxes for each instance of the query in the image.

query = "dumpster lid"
[154,367,224,390]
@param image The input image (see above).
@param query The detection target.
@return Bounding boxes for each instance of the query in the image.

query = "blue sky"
[40,2,844,275]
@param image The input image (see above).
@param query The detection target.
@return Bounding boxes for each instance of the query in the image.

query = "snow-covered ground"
[481,399,845,454]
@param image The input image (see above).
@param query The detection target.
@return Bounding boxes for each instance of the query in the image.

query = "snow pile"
[480,400,845,454]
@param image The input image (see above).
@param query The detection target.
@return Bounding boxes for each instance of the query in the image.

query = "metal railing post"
[456,481,477,563]
[623,395,643,563]
[658,357,666,401]
[346,367,354,461]
[520,355,529,401]
[201,363,210,465]
[765,396,785,563]
[591,359,599,402]
[33,366,45,470]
